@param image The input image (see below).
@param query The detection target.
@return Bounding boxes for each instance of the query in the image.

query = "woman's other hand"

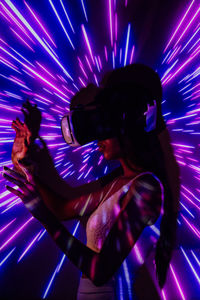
[2,166,44,220]
[21,99,42,141]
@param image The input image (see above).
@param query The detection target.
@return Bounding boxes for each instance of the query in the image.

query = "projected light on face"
[0,0,199,299]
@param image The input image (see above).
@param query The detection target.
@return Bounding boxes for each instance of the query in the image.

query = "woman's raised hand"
[11,118,32,176]
[11,100,42,176]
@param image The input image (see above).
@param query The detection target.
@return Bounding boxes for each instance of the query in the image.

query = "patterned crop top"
[86,172,163,252]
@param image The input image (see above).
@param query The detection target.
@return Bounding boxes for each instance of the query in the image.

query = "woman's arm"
[3,168,162,286]
[11,106,122,220]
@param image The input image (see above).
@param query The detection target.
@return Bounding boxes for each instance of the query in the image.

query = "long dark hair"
[103,64,180,288]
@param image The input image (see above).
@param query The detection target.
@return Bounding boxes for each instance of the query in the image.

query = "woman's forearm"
[34,201,104,284]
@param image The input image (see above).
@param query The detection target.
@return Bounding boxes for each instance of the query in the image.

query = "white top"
[86,172,163,252]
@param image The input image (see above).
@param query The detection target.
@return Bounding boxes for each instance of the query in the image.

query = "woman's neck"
[119,158,146,178]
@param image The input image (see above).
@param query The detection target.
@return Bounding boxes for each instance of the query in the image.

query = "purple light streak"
[18,230,43,262]
[164,0,195,52]
[181,214,200,238]
[129,45,135,64]
[0,219,16,234]
[80,0,88,22]
[60,0,75,33]
[181,247,200,285]
[124,23,131,66]
[174,6,200,48]
[0,217,34,251]
[81,25,95,65]
[109,0,114,47]
[42,222,80,298]
[169,264,186,300]
[24,1,56,48]
[0,247,16,267]
[48,0,74,50]
[4,0,73,79]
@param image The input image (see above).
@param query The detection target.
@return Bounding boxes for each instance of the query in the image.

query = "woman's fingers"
[5,185,24,199]
[2,172,26,189]
[3,166,26,182]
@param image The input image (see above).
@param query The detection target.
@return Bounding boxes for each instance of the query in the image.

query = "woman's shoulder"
[133,172,163,193]
[128,172,163,225]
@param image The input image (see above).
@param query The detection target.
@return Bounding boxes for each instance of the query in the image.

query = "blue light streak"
[124,23,131,66]
[80,0,88,22]
[42,221,80,298]
[0,247,16,267]
[181,247,200,285]
[60,0,75,33]
[48,0,75,50]
[4,0,73,79]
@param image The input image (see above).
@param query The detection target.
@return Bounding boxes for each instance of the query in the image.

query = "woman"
[2,64,180,299]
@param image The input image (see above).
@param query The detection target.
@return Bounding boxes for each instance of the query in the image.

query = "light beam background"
[0,0,199,299]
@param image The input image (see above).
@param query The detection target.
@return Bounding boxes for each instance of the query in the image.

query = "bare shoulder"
[124,173,163,226]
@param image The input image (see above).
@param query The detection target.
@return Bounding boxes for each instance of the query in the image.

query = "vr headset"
[61,85,157,147]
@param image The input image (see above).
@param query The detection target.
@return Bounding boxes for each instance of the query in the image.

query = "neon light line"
[124,23,131,66]
[104,46,108,62]
[163,45,200,85]
[0,217,34,251]
[10,28,35,52]
[80,0,88,22]
[115,12,118,41]
[181,248,200,285]
[81,25,95,64]
[109,0,113,47]
[42,222,80,298]
[60,0,75,33]
[24,1,56,47]
[191,250,200,267]
[174,6,200,48]
[164,0,195,52]
[0,247,16,267]
[169,264,186,300]
[129,45,135,64]
[4,0,73,80]
[18,230,43,262]
[180,27,200,53]
[48,0,74,49]
[0,219,16,233]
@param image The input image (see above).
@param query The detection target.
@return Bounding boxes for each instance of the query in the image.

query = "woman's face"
[97,137,123,160]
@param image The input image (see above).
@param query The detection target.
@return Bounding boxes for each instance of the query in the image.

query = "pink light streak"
[24,1,56,48]
[129,45,135,64]
[10,27,35,52]
[164,0,195,53]
[174,5,200,48]
[1,2,36,44]
[169,264,186,300]
[98,56,102,69]
[115,12,118,41]
[36,62,57,80]
[0,217,34,251]
[104,46,108,62]
[18,229,43,262]
[181,26,200,53]
[166,46,181,64]
[0,219,16,234]
[181,213,200,238]
[79,77,86,87]
[4,0,73,79]
[109,0,113,47]
[81,25,95,65]
[163,44,200,86]
[85,54,93,72]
